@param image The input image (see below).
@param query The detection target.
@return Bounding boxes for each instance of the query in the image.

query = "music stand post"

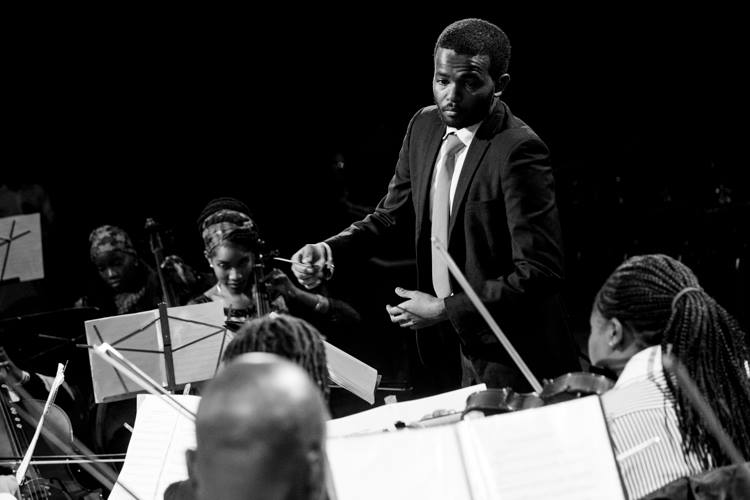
[157,302,177,393]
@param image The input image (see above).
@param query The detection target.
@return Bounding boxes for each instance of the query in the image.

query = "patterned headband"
[201,209,257,254]
[89,225,137,261]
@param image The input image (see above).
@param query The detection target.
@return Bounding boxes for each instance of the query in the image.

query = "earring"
[608,340,616,347]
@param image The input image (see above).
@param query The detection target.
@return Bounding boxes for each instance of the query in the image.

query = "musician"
[589,254,750,499]
[76,224,163,316]
[189,197,287,331]
[221,313,330,401]
[165,353,329,500]
[191,197,361,338]
[292,18,580,393]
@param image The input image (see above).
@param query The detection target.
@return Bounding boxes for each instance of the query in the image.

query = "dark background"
[4,7,748,385]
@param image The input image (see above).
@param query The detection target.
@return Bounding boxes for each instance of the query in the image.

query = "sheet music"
[85,303,229,403]
[0,213,43,282]
[326,384,485,438]
[109,394,200,500]
[327,425,474,500]
[458,395,626,500]
[85,310,162,403]
[324,341,378,404]
[167,302,232,385]
[326,395,624,500]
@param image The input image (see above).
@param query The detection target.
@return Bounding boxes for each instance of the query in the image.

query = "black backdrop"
[5,6,748,339]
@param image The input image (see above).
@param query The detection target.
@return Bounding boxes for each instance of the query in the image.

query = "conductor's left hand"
[386,287,447,330]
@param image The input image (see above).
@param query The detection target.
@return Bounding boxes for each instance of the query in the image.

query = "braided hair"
[222,313,330,401]
[594,254,750,468]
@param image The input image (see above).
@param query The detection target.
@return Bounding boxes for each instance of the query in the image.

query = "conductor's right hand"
[291,243,328,289]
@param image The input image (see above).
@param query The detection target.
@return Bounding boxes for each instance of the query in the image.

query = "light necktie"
[431,132,465,298]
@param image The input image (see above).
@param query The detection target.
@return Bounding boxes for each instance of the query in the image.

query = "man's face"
[433,48,498,129]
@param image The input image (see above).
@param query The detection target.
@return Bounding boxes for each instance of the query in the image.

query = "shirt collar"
[615,345,663,387]
[444,121,482,148]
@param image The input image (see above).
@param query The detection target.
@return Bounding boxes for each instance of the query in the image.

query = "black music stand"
[0,213,43,284]
[84,301,231,403]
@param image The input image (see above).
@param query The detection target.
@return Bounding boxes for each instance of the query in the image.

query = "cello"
[0,358,99,499]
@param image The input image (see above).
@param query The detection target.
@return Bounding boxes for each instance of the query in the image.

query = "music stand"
[0,213,43,284]
[84,301,231,403]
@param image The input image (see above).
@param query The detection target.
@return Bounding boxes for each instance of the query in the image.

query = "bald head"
[188,354,329,500]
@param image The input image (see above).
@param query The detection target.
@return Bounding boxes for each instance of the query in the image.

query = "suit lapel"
[448,100,505,239]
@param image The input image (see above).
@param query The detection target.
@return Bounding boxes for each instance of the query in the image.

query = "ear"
[204,252,212,267]
[609,317,625,349]
[494,73,511,96]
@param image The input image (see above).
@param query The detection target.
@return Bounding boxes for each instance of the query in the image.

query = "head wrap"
[89,225,137,261]
[200,208,257,255]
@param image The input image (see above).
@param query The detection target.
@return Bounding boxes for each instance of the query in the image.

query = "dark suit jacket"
[326,99,580,383]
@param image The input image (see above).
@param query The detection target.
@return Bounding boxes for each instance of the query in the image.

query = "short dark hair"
[222,314,330,400]
[434,18,511,82]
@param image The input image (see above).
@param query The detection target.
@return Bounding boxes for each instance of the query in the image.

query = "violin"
[0,383,97,499]
[463,372,615,418]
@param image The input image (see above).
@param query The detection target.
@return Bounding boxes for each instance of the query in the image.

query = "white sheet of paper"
[167,302,232,385]
[326,395,624,500]
[324,341,378,404]
[327,425,474,500]
[85,303,230,403]
[326,384,485,438]
[458,395,626,500]
[85,310,162,403]
[108,394,200,500]
[0,213,43,282]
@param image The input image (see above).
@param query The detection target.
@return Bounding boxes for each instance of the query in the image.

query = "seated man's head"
[89,225,140,292]
[197,197,259,296]
[222,313,330,401]
[187,353,329,500]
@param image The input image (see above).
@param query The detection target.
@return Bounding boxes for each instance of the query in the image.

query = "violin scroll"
[539,372,615,405]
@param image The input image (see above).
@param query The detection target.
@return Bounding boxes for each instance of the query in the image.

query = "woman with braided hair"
[588,253,750,499]
[222,313,330,401]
